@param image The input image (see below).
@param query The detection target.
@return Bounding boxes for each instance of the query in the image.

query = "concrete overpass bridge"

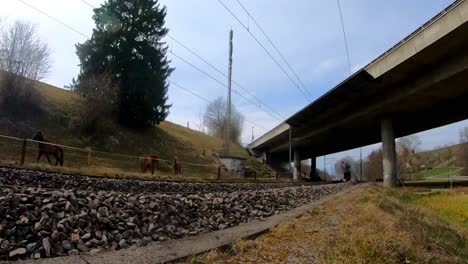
[248,0,468,187]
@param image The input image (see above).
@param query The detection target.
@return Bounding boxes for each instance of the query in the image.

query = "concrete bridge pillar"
[381,119,398,187]
[310,157,318,181]
[293,150,301,180]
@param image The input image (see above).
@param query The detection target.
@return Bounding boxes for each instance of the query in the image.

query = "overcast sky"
[2,0,467,167]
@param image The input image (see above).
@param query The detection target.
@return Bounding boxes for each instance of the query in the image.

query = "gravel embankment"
[0,167,312,194]
[0,182,351,260]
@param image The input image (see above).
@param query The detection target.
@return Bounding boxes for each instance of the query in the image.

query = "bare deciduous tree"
[71,73,119,137]
[397,134,422,153]
[203,96,244,144]
[396,134,422,178]
[363,149,383,181]
[0,20,51,81]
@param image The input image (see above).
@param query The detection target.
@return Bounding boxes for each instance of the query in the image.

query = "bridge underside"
[257,22,468,161]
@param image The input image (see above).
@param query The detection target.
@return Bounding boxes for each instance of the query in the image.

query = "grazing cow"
[139,155,159,175]
[32,131,64,166]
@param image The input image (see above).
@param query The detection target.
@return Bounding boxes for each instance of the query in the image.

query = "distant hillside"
[415,144,462,168]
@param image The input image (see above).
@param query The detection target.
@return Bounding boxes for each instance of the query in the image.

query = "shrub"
[69,73,119,143]
[0,72,45,120]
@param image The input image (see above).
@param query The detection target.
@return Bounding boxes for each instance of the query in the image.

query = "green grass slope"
[0,73,269,180]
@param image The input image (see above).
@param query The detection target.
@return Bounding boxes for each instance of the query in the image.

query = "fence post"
[87,151,92,166]
[217,166,221,180]
[20,139,27,165]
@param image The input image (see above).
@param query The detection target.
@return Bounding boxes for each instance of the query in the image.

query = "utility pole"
[225,29,233,156]
[360,147,363,182]
[251,126,254,142]
[288,125,292,174]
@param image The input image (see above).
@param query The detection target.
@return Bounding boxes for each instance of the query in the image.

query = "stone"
[56,212,65,218]
[133,239,143,247]
[122,230,132,239]
[26,242,37,252]
[89,248,102,254]
[81,233,91,240]
[98,206,109,217]
[18,215,29,225]
[143,236,152,245]
[33,252,41,259]
[61,240,72,250]
[77,241,89,252]
[0,167,351,260]
[148,223,156,233]
[101,234,108,244]
[68,249,79,256]
[42,238,51,257]
[71,233,80,242]
[9,248,26,257]
[65,201,73,211]
[34,222,42,231]
[118,239,129,249]
[0,240,10,251]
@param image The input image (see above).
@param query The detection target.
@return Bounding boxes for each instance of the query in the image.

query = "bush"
[69,74,119,144]
[0,72,45,120]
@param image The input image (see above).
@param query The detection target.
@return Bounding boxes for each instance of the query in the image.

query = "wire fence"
[402,167,468,188]
[0,134,243,180]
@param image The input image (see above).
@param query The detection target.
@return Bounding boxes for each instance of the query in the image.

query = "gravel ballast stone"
[0,167,352,260]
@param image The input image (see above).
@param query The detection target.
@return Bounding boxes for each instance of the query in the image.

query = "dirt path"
[212,184,366,264]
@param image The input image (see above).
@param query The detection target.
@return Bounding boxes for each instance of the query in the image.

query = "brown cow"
[139,155,159,175]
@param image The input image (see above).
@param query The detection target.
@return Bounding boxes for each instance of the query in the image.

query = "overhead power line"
[16,0,88,38]
[167,34,284,120]
[336,0,352,75]
[216,0,312,102]
[78,0,95,9]
[169,81,210,103]
[170,50,282,122]
[170,81,268,131]
[235,0,313,99]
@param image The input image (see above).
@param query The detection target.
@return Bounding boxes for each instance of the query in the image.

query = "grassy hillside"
[0,73,270,180]
[416,144,461,168]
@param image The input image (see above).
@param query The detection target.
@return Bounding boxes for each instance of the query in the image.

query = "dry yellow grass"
[159,121,250,159]
[34,80,79,107]
[191,185,468,264]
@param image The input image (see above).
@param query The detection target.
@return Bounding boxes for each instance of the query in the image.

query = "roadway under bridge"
[248,0,468,187]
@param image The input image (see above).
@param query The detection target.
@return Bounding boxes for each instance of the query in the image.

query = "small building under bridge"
[248,0,468,187]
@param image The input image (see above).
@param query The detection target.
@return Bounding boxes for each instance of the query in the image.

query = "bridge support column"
[381,119,398,187]
[293,150,301,180]
[310,157,318,181]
